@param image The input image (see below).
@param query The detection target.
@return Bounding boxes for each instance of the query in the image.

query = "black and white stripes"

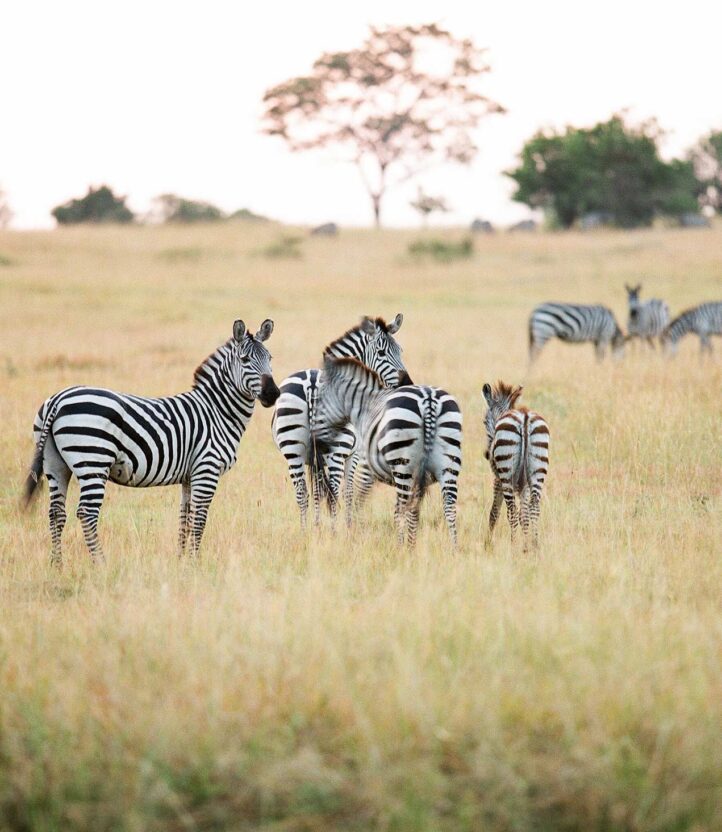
[313,356,462,546]
[661,302,722,356]
[625,284,670,346]
[529,302,625,362]
[24,320,279,563]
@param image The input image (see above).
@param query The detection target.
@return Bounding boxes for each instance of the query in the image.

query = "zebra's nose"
[398,370,413,386]
[259,374,280,407]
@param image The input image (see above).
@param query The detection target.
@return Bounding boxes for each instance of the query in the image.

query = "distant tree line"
[50,186,270,226]
[507,116,721,228]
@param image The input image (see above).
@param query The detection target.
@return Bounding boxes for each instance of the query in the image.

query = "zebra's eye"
[241,355,250,364]
[377,348,387,357]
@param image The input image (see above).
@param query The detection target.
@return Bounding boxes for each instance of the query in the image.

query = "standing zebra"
[482,381,549,551]
[313,356,462,546]
[661,302,722,356]
[529,303,625,363]
[625,284,670,347]
[23,320,280,563]
[272,315,411,528]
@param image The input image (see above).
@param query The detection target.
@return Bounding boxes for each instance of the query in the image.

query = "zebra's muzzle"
[259,374,280,407]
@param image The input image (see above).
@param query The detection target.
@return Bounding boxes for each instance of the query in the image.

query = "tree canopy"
[152,194,225,223]
[52,186,134,225]
[507,116,701,228]
[262,23,503,227]
[691,130,722,212]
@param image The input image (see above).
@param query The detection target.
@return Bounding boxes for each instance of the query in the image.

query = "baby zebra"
[529,302,625,363]
[661,301,722,356]
[23,320,280,563]
[625,283,670,347]
[313,356,462,546]
[482,382,549,551]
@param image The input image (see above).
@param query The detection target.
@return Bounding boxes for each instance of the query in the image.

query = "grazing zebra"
[313,356,462,546]
[272,315,411,528]
[23,320,280,563]
[529,302,625,363]
[482,381,549,551]
[625,284,670,347]
[661,302,722,356]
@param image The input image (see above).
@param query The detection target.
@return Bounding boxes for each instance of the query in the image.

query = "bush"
[153,194,225,223]
[52,186,134,225]
[408,237,473,263]
[260,235,303,259]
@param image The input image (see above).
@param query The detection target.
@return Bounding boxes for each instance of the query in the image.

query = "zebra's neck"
[191,342,255,436]
[667,310,695,342]
[324,326,366,362]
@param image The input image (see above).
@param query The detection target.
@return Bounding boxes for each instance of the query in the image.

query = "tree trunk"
[371,193,382,228]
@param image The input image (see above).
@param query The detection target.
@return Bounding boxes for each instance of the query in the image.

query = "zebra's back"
[492,409,549,493]
[530,303,617,343]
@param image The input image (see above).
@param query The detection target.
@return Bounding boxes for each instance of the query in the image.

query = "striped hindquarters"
[530,303,617,345]
[492,409,549,495]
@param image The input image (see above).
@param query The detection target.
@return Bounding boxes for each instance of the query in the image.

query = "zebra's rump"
[492,409,549,491]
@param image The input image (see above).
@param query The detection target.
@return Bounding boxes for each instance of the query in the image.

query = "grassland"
[0,222,720,831]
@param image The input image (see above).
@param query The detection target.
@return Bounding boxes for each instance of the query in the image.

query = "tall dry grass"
[0,223,720,830]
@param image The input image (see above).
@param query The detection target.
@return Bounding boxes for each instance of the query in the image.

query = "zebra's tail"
[22,404,58,510]
[410,393,436,510]
[309,433,331,502]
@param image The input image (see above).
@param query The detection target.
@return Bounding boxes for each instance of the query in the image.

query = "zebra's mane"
[323,317,389,357]
[324,356,383,388]
[192,338,236,388]
[491,380,522,404]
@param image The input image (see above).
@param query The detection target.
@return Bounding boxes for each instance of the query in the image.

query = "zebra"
[312,355,462,546]
[529,302,625,363]
[482,381,549,551]
[23,319,280,563]
[624,283,670,348]
[272,315,412,529]
[661,302,722,356]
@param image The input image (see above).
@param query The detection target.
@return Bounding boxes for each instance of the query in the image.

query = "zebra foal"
[624,284,670,348]
[661,302,722,356]
[529,302,625,363]
[313,356,462,546]
[482,382,549,551]
[23,319,280,563]
[272,315,411,529]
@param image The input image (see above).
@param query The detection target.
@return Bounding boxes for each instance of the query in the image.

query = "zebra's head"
[660,327,678,356]
[482,381,523,459]
[625,283,642,320]
[358,314,412,387]
[230,319,280,407]
[611,326,626,358]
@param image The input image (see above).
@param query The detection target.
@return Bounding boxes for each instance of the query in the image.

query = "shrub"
[408,237,473,263]
[52,186,134,225]
[153,194,225,223]
[260,235,303,259]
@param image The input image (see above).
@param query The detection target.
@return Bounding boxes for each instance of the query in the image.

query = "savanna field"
[0,222,720,831]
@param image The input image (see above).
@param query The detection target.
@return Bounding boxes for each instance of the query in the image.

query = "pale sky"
[1,1,721,229]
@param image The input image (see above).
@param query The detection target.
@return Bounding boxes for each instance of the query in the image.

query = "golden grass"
[0,222,721,830]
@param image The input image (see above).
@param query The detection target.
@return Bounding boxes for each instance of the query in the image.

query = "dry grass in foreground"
[0,223,721,831]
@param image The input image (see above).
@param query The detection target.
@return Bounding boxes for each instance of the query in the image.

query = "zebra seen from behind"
[23,319,280,563]
[482,381,549,552]
[529,302,625,364]
[272,315,412,529]
[661,302,722,356]
[312,356,462,546]
[624,283,670,348]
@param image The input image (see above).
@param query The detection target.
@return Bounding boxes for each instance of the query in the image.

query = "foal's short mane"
[492,380,521,401]
[323,317,389,357]
[324,356,383,387]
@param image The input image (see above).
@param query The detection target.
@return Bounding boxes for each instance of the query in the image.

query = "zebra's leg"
[594,341,606,362]
[406,502,420,547]
[310,462,323,527]
[529,488,542,550]
[325,452,345,525]
[502,485,519,544]
[646,336,656,351]
[352,463,375,527]
[700,334,712,357]
[188,467,220,556]
[75,468,110,562]
[44,443,71,567]
[485,478,503,549]
[528,338,544,367]
[394,487,409,546]
[440,472,459,548]
[344,452,360,528]
[520,486,531,553]
[289,464,309,530]
[178,481,191,555]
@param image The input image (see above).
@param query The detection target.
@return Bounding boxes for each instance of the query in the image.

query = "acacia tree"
[691,130,722,212]
[410,187,450,227]
[262,24,503,227]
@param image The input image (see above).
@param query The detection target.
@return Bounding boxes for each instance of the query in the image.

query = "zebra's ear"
[624,283,631,293]
[482,383,493,405]
[256,319,274,342]
[387,313,403,334]
[360,316,376,336]
[233,320,246,343]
